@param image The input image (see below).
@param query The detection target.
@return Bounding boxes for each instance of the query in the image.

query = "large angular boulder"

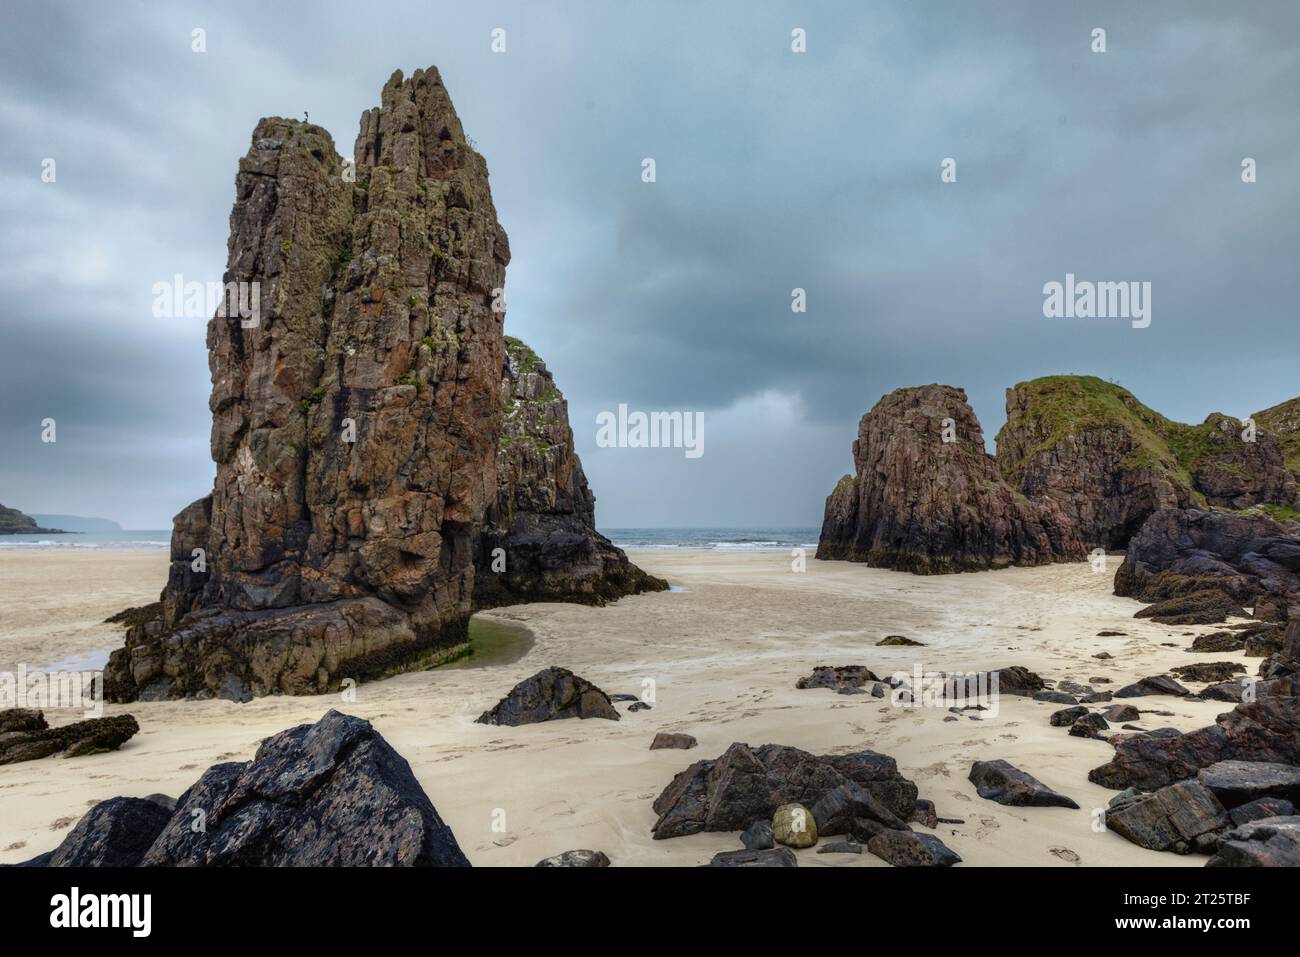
[475,667,620,726]
[142,710,468,866]
[651,743,919,840]
[968,759,1080,809]
[1105,780,1228,854]
[816,385,1084,573]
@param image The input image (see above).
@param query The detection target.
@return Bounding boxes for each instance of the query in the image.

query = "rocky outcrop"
[475,666,620,725]
[1113,508,1300,618]
[103,67,658,702]
[474,337,666,608]
[0,711,138,765]
[996,377,1296,549]
[0,504,65,534]
[816,385,1084,573]
[650,742,919,840]
[21,711,468,867]
[1254,396,1300,483]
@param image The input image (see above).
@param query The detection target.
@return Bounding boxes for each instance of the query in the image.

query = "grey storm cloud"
[1,0,1296,528]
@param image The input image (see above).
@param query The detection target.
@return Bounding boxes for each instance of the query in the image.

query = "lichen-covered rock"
[816,385,1084,573]
[104,67,659,702]
[649,732,697,750]
[142,710,468,866]
[474,337,667,608]
[996,377,1296,549]
[772,803,818,848]
[476,666,619,726]
[0,713,139,765]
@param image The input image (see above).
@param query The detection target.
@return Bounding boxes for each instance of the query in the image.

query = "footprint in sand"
[998,733,1018,741]
[951,792,972,803]
[49,817,77,831]
[3,841,26,852]
[974,815,1000,840]
[1050,846,1082,864]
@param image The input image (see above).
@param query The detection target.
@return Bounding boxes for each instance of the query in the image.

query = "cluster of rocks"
[16,711,469,867]
[650,741,961,867]
[818,375,1299,575]
[1088,634,1300,865]
[102,66,662,704]
[0,709,138,765]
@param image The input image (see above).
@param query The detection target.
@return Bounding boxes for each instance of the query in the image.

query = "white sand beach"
[0,548,1240,867]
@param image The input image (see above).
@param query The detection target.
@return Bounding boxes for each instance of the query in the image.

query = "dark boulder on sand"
[651,742,919,840]
[476,666,619,726]
[968,759,1079,809]
[535,849,610,867]
[143,710,469,866]
[16,796,174,867]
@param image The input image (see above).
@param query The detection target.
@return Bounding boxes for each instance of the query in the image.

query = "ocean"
[0,528,820,552]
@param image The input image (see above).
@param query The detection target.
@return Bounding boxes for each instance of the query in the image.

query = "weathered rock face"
[104,67,658,702]
[816,385,1084,573]
[996,377,1296,549]
[1254,396,1300,483]
[1113,508,1300,616]
[474,337,666,607]
[17,797,174,867]
[996,377,1191,549]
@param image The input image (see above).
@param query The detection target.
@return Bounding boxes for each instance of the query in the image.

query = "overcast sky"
[2,1,1297,529]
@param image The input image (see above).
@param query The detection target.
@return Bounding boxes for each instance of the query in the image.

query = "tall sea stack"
[105,67,662,702]
[815,384,1084,573]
